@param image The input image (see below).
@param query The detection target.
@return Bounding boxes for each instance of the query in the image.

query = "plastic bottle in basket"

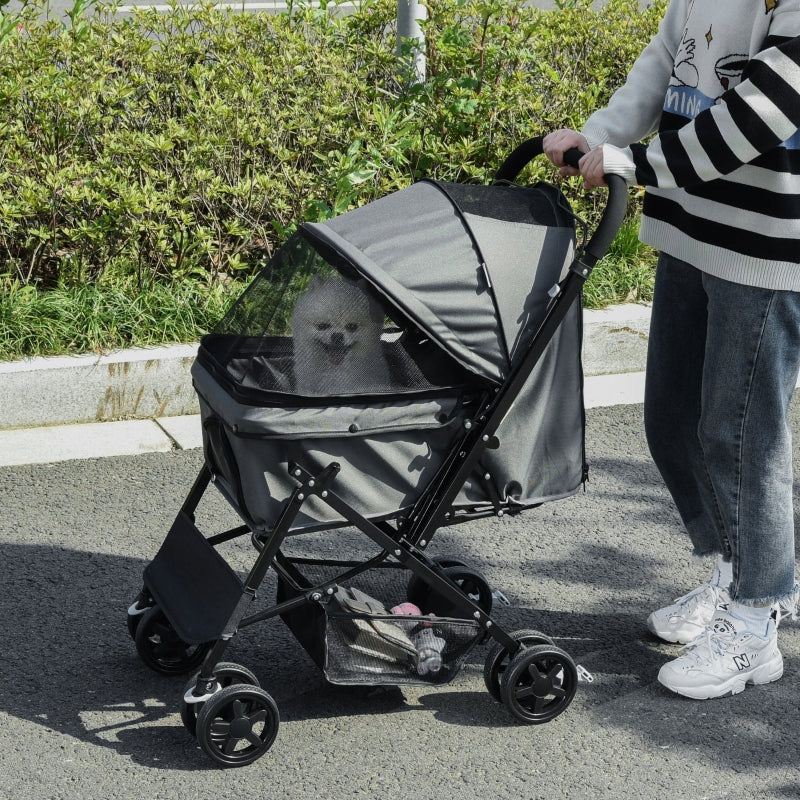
[413,628,446,675]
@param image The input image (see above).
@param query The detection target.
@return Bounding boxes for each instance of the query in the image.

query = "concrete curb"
[581,302,651,376]
[0,304,653,432]
[0,343,200,430]
[0,304,654,466]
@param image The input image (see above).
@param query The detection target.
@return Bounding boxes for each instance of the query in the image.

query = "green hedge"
[0,0,663,285]
[0,0,663,358]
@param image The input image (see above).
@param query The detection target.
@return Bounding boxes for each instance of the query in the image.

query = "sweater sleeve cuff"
[601,144,640,186]
[580,122,608,151]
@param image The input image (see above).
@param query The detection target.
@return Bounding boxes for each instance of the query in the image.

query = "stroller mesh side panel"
[198,231,475,402]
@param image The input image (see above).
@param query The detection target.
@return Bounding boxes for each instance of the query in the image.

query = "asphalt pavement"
[2,395,800,799]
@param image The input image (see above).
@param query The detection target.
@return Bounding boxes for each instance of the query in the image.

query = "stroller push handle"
[495,135,628,268]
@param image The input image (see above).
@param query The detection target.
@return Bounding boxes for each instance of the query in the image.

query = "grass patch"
[0,226,655,362]
[0,279,243,361]
[582,217,656,309]
[0,214,656,362]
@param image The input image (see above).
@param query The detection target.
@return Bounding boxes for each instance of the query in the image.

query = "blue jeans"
[644,253,800,606]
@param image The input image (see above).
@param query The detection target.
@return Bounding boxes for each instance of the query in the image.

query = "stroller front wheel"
[180,662,261,737]
[134,606,213,676]
[483,629,556,701]
[126,592,155,639]
[196,684,280,768]
[500,644,578,724]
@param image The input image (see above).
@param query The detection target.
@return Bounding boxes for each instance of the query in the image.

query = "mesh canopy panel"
[198,232,480,402]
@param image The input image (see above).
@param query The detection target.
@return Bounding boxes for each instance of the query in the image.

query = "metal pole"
[396,0,426,84]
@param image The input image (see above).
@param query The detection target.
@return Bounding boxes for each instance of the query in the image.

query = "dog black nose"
[331,332,345,348]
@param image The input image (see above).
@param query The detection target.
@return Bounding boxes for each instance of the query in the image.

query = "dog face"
[291,276,389,394]
[292,277,382,362]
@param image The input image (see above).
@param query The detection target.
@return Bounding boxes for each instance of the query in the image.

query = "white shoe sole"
[657,653,784,700]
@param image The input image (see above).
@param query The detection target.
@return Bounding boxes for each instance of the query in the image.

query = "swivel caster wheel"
[196,684,280,767]
[134,606,212,676]
[180,662,260,737]
[126,593,155,639]
[500,644,578,724]
[483,629,556,701]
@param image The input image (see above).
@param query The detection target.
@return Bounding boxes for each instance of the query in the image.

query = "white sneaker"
[647,583,731,644]
[657,611,783,700]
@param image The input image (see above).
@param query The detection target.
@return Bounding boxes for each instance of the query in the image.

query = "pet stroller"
[127,137,627,767]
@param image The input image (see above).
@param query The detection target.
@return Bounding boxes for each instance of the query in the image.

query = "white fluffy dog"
[291,276,390,396]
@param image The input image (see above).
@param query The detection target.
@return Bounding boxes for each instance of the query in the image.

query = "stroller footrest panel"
[143,511,244,644]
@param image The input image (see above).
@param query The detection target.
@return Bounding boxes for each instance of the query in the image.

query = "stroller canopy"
[304,179,577,383]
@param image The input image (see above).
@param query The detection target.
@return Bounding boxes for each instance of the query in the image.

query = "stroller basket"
[275,556,481,686]
[324,610,481,686]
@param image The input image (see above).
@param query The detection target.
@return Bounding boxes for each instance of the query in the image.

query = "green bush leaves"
[0,0,663,358]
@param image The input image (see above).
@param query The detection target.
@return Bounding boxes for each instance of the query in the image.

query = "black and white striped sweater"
[582,0,800,290]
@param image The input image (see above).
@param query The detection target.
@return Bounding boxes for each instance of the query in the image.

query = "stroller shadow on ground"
[3,518,800,782]
[0,537,647,764]
[0,542,216,771]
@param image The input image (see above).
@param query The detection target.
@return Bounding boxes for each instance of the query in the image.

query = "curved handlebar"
[495,136,628,267]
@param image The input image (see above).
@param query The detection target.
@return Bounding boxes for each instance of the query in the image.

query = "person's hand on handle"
[575,146,607,189]
[544,129,610,189]
[542,129,590,176]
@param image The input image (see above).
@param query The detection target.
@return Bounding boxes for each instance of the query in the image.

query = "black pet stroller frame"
[127,139,627,767]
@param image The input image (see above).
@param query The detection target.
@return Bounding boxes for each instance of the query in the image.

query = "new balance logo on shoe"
[712,617,737,636]
[733,654,751,671]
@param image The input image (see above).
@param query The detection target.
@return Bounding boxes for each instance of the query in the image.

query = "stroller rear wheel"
[407,562,493,618]
[483,629,556,701]
[180,662,261,737]
[134,606,213,676]
[500,644,577,724]
[196,684,280,767]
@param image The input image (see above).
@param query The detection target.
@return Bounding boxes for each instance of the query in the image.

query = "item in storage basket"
[334,587,418,665]
[413,627,446,676]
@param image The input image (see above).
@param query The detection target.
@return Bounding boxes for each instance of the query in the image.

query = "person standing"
[544,0,800,699]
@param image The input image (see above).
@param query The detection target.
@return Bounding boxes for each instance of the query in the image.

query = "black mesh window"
[432,180,576,228]
[198,230,477,403]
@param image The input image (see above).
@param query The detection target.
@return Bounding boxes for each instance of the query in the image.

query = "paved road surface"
[1,402,799,799]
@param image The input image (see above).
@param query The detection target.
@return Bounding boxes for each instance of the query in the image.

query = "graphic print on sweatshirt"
[664,0,774,123]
